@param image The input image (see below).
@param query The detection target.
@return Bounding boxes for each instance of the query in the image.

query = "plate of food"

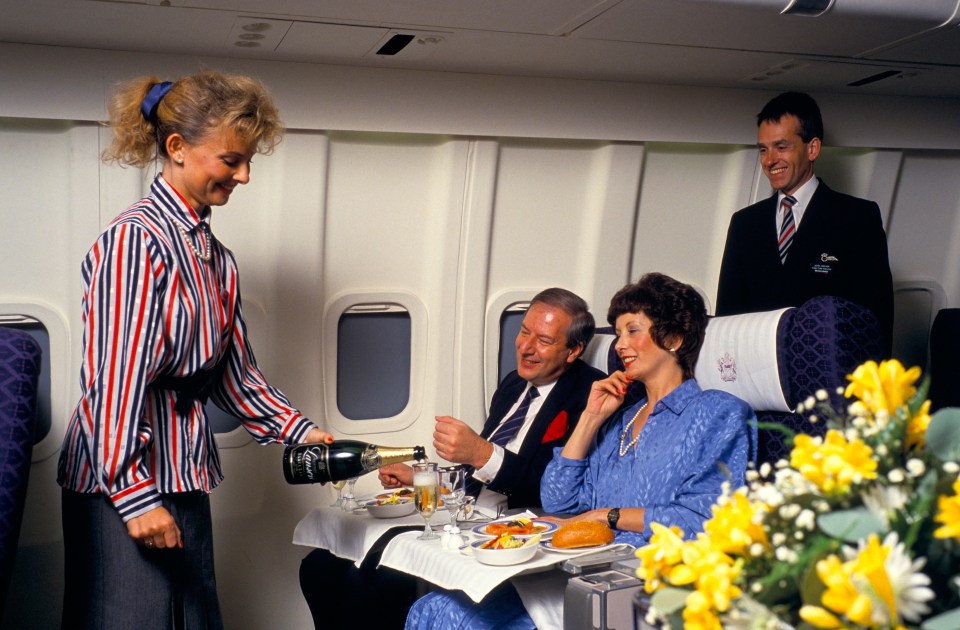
[540,521,615,552]
[471,517,557,540]
[362,488,416,518]
[469,534,541,566]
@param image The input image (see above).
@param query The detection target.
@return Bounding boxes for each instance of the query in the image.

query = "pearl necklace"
[618,402,649,457]
[176,222,212,262]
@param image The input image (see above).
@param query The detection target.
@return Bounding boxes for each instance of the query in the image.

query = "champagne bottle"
[283,440,427,484]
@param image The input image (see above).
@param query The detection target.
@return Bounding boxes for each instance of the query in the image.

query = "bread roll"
[551,520,615,548]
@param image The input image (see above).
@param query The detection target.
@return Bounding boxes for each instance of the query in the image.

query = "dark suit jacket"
[716,180,893,354]
[480,359,604,509]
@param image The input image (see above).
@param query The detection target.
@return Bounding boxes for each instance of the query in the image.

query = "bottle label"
[297,446,328,483]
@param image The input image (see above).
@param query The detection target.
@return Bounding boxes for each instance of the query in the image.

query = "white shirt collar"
[778,176,819,226]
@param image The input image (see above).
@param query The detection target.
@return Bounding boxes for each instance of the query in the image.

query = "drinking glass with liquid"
[413,462,440,541]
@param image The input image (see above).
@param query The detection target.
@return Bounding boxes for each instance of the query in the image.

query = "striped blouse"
[58,175,317,522]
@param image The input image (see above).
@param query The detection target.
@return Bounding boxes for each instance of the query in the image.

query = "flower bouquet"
[636,359,960,630]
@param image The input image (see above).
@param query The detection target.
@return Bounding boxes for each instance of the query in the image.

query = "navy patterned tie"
[778,195,797,264]
[489,387,540,447]
[463,386,539,498]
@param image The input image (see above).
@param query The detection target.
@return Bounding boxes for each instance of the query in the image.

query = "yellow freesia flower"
[905,399,931,451]
[635,523,687,593]
[683,590,723,630]
[844,359,921,416]
[703,490,770,556]
[934,477,960,541]
[850,534,897,622]
[815,553,878,627]
[799,604,847,629]
[791,430,878,495]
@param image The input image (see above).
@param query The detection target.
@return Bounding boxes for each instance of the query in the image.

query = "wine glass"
[329,479,347,508]
[412,462,440,541]
[340,477,361,512]
[439,465,466,526]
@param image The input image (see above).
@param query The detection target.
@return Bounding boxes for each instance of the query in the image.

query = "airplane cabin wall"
[2,43,960,629]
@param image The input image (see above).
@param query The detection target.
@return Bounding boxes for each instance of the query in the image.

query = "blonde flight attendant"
[57,71,333,629]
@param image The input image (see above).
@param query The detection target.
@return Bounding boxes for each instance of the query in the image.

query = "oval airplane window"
[497,303,528,383]
[337,305,411,420]
[0,316,51,445]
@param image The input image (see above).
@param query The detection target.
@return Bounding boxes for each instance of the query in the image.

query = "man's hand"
[434,416,494,469]
[379,463,413,488]
[126,506,182,550]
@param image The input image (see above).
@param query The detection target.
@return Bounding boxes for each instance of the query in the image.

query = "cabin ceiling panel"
[570,0,955,60]
[869,23,960,67]
[171,0,610,34]
[272,21,389,59]
[3,0,960,99]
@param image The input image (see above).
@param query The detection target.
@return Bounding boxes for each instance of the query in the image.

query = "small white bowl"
[363,498,416,519]
[470,537,539,566]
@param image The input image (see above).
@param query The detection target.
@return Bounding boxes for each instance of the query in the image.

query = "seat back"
[929,308,960,412]
[0,327,41,611]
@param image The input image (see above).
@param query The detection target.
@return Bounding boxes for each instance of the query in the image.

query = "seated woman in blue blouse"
[405,272,756,629]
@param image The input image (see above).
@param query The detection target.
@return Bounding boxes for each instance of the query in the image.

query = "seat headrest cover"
[695,308,792,412]
[582,332,617,375]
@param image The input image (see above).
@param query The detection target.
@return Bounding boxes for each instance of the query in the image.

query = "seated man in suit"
[300,287,605,628]
[716,91,893,355]
[380,287,604,511]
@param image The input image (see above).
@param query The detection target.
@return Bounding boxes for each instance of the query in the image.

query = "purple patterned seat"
[757,296,882,464]
[0,327,41,611]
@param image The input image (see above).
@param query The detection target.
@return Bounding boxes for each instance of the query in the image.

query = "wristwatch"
[607,508,621,530]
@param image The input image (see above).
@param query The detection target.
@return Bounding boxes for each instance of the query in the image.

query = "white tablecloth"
[292,505,446,566]
[294,506,629,630]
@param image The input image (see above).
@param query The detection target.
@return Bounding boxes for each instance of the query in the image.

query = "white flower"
[881,533,935,623]
[796,509,816,531]
[760,462,772,478]
[861,483,908,528]
[772,532,787,546]
[815,389,829,401]
[876,444,889,457]
[944,461,959,474]
[778,503,801,520]
[848,401,869,417]
[887,468,905,484]
[840,533,935,624]
[906,458,925,477]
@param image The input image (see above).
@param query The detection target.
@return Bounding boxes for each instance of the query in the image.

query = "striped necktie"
[462,386,540,499]
[489,386,540,447]
[778,195,797,264]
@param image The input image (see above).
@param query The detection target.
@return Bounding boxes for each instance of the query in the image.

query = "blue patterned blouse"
[540,378,756,546]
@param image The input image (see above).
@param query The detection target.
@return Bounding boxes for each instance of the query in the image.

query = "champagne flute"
[439,465,466,526]
[412,462,440,541]
[340,477,361,512]
[329,479,347,507]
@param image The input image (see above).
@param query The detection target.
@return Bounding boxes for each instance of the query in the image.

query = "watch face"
[607,508,620,529]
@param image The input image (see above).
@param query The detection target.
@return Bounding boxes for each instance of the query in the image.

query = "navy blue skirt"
[61,489,223,630]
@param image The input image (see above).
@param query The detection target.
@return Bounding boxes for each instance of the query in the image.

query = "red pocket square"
[541,411,568,443]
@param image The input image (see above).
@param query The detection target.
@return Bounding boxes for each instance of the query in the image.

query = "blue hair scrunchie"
[140,81,174,124]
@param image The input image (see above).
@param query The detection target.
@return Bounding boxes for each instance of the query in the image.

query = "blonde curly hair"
[102,70,283,168]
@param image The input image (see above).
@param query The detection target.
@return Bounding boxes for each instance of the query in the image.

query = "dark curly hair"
[606,273,707,379]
